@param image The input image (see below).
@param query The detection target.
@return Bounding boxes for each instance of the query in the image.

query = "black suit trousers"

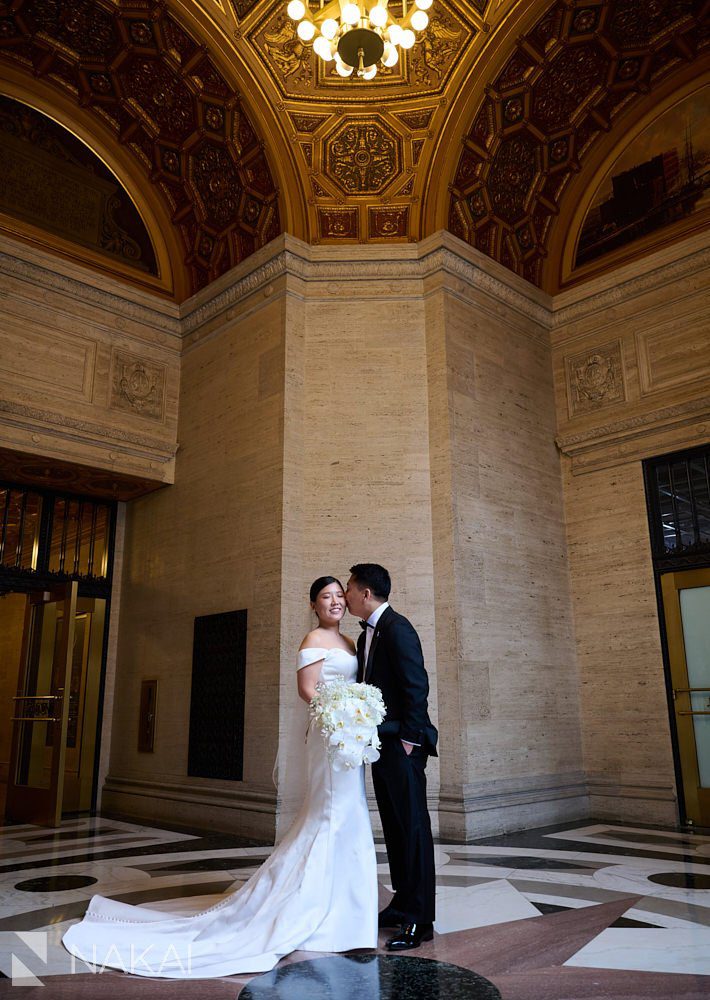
[372,737,435,923]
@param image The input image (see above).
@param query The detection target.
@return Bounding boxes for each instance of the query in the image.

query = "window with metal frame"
[645,446,710,558]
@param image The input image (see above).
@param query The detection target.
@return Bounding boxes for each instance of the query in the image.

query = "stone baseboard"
[439,772,590,841]
[101,774,277,841]
[586,776,679,827]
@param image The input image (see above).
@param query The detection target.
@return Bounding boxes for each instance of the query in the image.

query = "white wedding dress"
[61,647,378,978]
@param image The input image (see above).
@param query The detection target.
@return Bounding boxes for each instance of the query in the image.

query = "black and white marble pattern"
[1,817,709,990]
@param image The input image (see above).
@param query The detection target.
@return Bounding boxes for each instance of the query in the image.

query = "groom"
[345,563,437,951]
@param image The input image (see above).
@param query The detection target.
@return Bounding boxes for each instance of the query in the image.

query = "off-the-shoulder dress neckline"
[300,646,356,655]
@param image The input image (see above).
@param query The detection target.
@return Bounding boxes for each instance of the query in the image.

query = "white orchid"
[310,678,386,770]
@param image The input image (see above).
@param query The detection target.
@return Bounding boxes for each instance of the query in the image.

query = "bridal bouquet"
[309,678,386,770]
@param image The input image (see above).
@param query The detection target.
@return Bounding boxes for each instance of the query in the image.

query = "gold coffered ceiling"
[178,0,500,248]
[0,0,708,297]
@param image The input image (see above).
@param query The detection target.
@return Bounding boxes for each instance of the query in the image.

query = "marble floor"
[1,816,709,998]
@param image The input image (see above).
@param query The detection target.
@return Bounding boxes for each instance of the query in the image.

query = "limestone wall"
[102,264,290,839]
[0,236,181,484]
[553,231,710,823]
[3,228,707,839]
[295,257,439,835]
[423,245,586,839]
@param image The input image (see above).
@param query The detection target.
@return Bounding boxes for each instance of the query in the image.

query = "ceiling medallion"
[286,0,432,79]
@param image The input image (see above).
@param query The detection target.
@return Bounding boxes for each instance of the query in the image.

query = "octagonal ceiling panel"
[0,0,707,298]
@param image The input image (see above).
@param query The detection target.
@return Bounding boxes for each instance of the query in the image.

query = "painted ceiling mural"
[574,85,710,271]
[0,94,158,275]
[0,0,708,298]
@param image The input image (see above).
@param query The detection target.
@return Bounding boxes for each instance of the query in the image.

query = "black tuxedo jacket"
[357,605,438,756]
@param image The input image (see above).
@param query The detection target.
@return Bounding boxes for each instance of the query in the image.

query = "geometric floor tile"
[434,879,540,934]
[564,926,710,975]
[3,816,710,1000]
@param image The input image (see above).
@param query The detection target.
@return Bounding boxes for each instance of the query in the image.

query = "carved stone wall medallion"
[111,350,167,421]
[565,340,626,415]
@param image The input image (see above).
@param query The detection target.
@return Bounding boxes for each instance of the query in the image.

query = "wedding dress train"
[61,647,378,978]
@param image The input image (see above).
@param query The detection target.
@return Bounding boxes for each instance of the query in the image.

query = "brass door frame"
[660,568,710,826]
[5,582,78,826]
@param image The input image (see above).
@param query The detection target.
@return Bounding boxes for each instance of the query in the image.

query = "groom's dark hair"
[349,563,391,600]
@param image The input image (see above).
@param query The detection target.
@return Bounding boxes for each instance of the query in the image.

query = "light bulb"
[386,23,402,44]
[410,9,428,30]
[382,41,399,66]
[313,34,334,59]
[400,27,415,47]
[414,0,432,8]
[369,4,387,26]
[335,59,354,76]
[362,63,377,79]
[321,17,338,38]
[287,0,305,18]
[342,2,361,24]
[297,18,316,39]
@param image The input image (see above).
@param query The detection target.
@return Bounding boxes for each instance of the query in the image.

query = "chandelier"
[286,0,432,79]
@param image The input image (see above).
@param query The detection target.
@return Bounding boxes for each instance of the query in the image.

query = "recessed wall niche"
[187,610,247,782]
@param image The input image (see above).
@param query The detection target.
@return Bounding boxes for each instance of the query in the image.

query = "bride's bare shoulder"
[299,629,323,650]
[344,634,357,652]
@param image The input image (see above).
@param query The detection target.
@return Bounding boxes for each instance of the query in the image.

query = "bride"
[61,576,378,978]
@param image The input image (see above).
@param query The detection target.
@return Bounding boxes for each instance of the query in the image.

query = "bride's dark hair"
[309,576,344,603]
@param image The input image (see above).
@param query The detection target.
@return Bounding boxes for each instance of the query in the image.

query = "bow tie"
[359,620,374,630]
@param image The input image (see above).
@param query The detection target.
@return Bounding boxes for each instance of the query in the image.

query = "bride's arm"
[297,659,324,703]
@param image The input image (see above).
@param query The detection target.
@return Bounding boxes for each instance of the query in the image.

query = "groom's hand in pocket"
[401,740,414,756]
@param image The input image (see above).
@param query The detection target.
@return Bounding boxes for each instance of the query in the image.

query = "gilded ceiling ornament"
[326,118,401,194]
[411,7,462,83]
[368,205,408,237]
[318,206,359,238]
[263,13,313,81]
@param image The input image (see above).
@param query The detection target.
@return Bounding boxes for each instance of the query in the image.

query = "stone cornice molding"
[0,247,181,340]
[552,242,710,331]
[419,247,552,327]
[179,232,553,337]
[179,252,294,336]
[556,396,710,456]
[0,399,178,459]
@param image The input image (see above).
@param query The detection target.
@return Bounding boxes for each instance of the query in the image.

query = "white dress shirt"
[364,601,389,665]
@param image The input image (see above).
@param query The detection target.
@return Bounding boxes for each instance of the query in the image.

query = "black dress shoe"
[378,905,406,928]
[386,922,434,950]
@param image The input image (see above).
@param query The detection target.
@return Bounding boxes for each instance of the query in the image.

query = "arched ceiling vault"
[442,0,710,291]
[0,0,707,299]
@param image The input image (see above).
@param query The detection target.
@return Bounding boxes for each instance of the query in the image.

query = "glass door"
[661,568,710,826]
[6,582,78,826]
